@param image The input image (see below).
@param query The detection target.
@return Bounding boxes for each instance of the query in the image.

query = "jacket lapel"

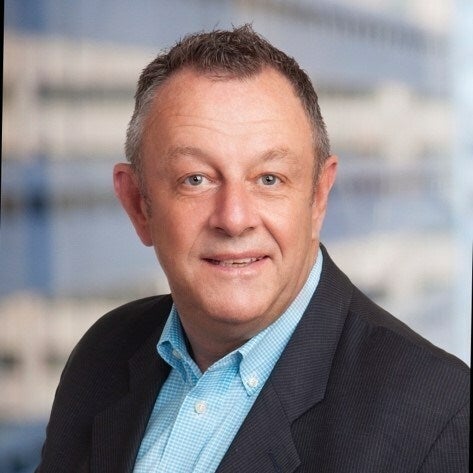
[218,247,353,472]
[89,301,172,473]
[216,381,300,473]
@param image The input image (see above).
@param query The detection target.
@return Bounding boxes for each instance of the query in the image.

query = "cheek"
[263,204,313,252]
[150,201,207,257]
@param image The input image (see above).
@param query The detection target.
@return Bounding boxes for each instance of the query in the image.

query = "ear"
[311,155,338,239]
[113,163,153,247]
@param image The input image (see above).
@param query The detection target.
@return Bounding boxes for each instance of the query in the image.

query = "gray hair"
[125,24,331,182]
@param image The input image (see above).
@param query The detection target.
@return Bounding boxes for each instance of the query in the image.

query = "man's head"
[125,24,331,184]
[114,26,337,367]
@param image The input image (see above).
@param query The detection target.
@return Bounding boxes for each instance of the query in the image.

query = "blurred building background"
[1,0,471,470]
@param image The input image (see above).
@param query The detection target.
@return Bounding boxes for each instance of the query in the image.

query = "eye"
[260,174,280,186]
[183,174,206,186]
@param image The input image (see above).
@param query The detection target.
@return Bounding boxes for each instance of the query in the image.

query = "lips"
[205,256,265,267]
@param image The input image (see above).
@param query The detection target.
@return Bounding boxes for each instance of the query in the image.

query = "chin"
[201,296,277,329]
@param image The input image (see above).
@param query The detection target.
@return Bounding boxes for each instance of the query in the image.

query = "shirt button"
[247,375,259,388]
[172,349,181,359]
[194,400,207,414]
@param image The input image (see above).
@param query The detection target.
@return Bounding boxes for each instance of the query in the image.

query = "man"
[37,26,469,472]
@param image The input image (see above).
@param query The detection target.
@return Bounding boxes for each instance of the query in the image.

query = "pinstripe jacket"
[37,246,470,472]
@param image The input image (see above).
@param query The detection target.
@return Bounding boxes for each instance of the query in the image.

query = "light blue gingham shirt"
[133,249,323,473]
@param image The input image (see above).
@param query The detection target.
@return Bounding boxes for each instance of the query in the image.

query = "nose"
[208,182,258,237]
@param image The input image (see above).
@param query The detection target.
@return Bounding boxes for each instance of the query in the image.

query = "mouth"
[204,255,267,267]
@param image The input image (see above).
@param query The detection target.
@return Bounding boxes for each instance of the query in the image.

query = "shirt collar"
[157,248,323,393]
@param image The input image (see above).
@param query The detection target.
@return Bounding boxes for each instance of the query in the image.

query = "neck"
[178,317,260,372]
[184,331,250,372]
[189,340,245,373]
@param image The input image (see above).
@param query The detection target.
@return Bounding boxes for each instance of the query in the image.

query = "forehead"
[141,67,314,164]
[147,67,310,129]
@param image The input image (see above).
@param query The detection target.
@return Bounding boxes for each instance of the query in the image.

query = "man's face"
[115,67,337,346]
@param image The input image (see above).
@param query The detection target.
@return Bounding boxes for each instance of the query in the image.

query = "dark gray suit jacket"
[37,247,470,472]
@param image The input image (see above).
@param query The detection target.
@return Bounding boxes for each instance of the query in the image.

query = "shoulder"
[338,286,469,421]
[310,253,469,468]
[52,294,173,399]
[336,288,469,468]
[37,295,173,470]
[69,294,173,363]
[319,245,469,385]
[81,294,173,343]
[348,286,469,377]
[45,294,173,426]
[319,246,469,423]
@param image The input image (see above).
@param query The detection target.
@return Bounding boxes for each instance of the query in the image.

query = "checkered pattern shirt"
[133,249,323,472]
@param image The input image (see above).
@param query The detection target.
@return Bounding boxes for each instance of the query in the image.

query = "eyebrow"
[163,146,206,162]
[259,147,295,163]
[165,145,296,163]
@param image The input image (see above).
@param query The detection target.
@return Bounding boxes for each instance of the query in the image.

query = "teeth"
[209,257,263,266]
[223,258,256,266]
